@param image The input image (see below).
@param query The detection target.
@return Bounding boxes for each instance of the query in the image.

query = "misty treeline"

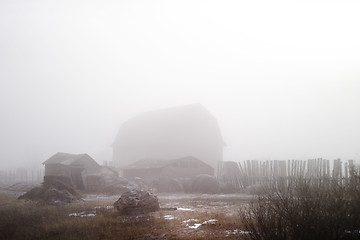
[240,172,360,240]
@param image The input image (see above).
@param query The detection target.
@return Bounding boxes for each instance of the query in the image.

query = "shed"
[122,156,214,181]
[42,152,100,190]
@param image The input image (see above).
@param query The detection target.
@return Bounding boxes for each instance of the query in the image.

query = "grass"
[239,176,360,240]
[6,177,360,240]
[0,193,249,240]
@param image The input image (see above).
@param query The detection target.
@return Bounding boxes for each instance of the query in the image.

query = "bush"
[190,174,220,194]
[0,196,64,239]
[151,177,183,193]
[240,175,360,240]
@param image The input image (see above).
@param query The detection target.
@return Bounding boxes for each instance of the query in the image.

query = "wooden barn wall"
[44,164,71,179]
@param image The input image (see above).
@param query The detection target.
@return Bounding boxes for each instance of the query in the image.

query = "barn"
[122,156,214,181]
[112,104,225,169]
[42,152,100,190]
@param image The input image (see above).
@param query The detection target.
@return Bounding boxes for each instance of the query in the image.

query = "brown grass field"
[0,193,252,240]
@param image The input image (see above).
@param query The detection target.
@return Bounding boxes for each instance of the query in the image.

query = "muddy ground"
[83,193,253,239]
[0,183,253,239]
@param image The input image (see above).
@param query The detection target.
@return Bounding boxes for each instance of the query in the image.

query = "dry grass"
[240,177,360,240]
[0,193,250,240]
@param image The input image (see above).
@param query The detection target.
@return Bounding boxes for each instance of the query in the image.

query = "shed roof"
[123,156,214,170]
[43,152,100,167]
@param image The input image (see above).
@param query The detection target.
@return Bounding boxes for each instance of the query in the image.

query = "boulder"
[113,189,159,215]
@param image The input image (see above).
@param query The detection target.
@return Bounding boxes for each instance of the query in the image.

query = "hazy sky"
[1,0,360,170]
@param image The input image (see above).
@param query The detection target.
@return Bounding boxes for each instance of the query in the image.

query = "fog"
[1,0,360,170]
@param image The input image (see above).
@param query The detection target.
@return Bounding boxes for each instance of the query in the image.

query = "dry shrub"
[240,175,360,240]
[0,196,65,239]
[0,192,248,240]
[152,177,183,193]
[0,194,171,240]
[190,174,220,194]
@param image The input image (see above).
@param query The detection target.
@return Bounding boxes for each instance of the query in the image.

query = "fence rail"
[0,168,43,184]
[218,159,359,189]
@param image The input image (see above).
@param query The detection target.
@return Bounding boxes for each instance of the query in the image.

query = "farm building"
[113,104,225,169]
[122,156,214,181]
[43,152,101,190]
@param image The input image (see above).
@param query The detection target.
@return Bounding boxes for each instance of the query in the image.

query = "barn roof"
[42,152,100,167]
[113,104,225,147]
[123,156,214,170]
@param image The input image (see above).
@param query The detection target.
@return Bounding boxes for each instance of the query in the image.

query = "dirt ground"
[0,183,253,239]
[83,193,253,239]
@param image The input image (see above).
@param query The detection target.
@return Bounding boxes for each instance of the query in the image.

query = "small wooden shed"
[43,152,100,190]
[122,156,214,181]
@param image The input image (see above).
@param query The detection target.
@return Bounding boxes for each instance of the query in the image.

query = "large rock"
[113,189,160,215]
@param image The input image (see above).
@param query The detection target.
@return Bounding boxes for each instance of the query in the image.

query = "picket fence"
[217,158,359,189]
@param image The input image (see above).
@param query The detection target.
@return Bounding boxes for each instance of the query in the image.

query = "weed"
[0,193,249,239]
[240,176,360,240]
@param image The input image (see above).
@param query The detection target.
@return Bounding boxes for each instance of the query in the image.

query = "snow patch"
[95,205,113,210]
[164,215,175,220]
[69,211,96,217]
[187,223,202,229]
[202,219,217,225]
[183,219,199,223]
[177,207,193,211]
[225,229,250,235]
[184,219,218,229]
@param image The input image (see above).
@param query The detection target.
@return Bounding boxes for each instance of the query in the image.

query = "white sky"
[1,0,360,169]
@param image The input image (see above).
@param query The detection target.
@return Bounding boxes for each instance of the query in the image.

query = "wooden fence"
[217,158,358,189]
[0,168,44,184]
